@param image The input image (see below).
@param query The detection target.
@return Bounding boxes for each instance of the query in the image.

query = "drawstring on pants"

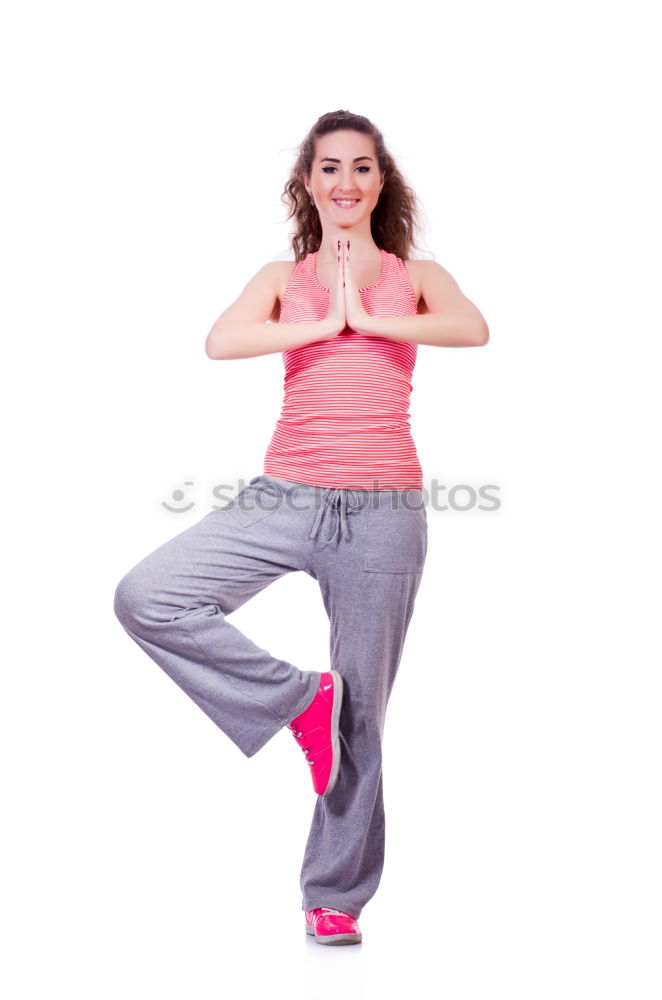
[308,488,364,546]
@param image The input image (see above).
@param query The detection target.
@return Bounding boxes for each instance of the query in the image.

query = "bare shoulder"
[265,260,297,321]
[405,258,485,322]
[271,260,297,297]
[403,258,427,312]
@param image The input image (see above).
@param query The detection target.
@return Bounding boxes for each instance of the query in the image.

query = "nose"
[336,171,359,194]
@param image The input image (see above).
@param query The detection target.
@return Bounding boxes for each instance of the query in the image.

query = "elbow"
[205,329,227,361]
[471,319,489,346]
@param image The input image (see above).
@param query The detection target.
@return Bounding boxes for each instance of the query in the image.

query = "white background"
[2,1,660,997]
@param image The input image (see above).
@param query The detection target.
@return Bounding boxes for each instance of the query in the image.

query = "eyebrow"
[319,156,374,163]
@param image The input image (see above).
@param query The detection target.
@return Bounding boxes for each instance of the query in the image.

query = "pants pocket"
[226,477,280,528]
[363,504,428,573]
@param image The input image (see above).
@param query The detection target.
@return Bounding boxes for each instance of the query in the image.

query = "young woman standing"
[114,110,489,946]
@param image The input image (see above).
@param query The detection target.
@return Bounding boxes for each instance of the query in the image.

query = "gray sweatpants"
[113,473,428,920]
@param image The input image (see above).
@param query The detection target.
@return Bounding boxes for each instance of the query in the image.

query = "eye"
[321,166,371,174]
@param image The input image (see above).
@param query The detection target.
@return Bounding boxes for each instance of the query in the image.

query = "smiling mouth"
[333,199,360,209]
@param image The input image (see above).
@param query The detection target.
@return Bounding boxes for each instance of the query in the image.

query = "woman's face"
[306,129,384,227]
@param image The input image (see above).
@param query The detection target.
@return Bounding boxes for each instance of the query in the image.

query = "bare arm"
[205,261,342,360]
[359,261,489,347]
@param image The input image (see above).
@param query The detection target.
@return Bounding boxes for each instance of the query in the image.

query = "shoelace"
[288,725,316,766]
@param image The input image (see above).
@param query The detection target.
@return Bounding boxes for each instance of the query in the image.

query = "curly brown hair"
[281,110,430,263]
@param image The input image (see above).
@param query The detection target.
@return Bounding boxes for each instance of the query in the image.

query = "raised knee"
[114,572,136,628]
[113,570,156,632]
[114,569,208,632]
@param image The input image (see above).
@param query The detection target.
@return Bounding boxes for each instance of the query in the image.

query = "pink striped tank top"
[262,247,423,490]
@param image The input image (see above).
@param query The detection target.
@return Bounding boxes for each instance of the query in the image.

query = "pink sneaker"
[305,907,362,945]
[287,670,343,796]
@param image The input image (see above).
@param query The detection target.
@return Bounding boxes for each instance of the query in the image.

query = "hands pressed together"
[326,239,372,337]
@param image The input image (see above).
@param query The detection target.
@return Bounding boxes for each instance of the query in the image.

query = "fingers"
[335,240,350,290]
[339,239,349,286]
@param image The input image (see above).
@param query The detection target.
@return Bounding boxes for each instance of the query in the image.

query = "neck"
[316,219,380,261]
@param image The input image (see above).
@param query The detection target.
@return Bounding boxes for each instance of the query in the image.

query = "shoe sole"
[305,923,362,945]
[322,669,344,796]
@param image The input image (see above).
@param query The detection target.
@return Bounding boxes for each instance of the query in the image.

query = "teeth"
[334,199,359,208]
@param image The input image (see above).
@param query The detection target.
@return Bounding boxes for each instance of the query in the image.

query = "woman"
[114,110,489,946]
